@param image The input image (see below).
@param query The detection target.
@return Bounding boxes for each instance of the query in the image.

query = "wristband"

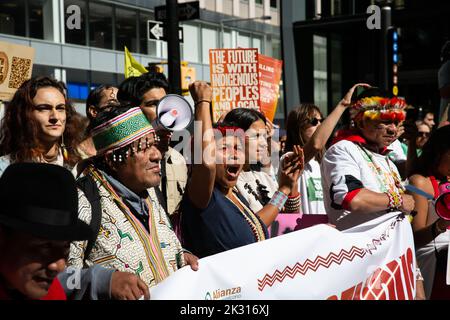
[269,190,288,211]
[194,100,212,107]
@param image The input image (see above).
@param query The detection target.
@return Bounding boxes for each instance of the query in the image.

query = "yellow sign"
[181,62,196,96]
[0,40,35,101]
[124,46,148,78]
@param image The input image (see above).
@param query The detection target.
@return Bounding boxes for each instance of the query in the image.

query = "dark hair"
[85,84,116,121]
[117,76,142,107]
[137,71,169,97]
[354,86,388,101]
[411,125,450,177]
[285,103,324,162]
[117,72,169,107]
[223,108,266,131]
[0,76,83,166]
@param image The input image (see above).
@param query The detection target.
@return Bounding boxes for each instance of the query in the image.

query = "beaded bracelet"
[269,190,289,211]
[284,194,301,212]
[385,191,403,211]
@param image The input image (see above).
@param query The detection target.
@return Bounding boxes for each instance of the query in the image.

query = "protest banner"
[268,213,300,238]
[0,41,35,101]
[151,212,416,300]
[209,48,260,123]
[259,54,283,122]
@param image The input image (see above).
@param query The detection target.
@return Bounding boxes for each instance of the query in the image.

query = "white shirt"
[388,139,407,163]
[298,158,326,215]
[321,140,402,230]
[236,170,279,213]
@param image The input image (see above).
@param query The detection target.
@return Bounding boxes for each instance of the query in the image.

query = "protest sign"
[259,54,283,122]
[0,41,35,101]
[209,48,260,122]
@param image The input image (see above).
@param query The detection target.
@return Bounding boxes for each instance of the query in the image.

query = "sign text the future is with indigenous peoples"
[209,48,260,122]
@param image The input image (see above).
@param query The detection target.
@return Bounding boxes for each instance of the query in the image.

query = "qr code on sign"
[8,56,32,89]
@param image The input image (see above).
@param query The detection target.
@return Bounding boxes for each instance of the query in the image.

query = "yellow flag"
[124,46,147,78]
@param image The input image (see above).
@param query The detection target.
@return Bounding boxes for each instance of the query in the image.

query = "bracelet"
[181,248,193,255]
[269,190,289,211]
[385,191,403,211]
[194,100,212,107]
[285,194,301,212]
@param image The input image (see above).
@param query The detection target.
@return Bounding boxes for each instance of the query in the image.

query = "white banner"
[151,213,416,300]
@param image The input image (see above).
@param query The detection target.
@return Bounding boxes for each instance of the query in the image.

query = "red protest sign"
[258,54,283,122]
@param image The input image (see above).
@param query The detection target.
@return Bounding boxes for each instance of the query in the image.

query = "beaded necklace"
[357,144,404,195]
[225,188,267,242]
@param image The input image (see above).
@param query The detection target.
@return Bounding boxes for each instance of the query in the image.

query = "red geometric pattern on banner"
[257,246,367,291]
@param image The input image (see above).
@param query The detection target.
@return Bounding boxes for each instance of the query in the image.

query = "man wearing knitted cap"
[68,101,198,299]
[321,88,415,230]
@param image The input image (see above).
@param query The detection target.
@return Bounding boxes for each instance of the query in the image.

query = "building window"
[115,8,137,52]
[238,33,251,48]
[0,0,26,37]
[272,38,281,59]
[64,0,86,45]
[32,64,55,78]
[253,36,262,54]
[89,2,113,49]
[28,0,45,39]
[313,35,328,115]
[65,67,89,101]
[255,0,263,4]
[270,0,277,8]
[182,24,200,63]
[223,30,232,48]
[202,27,218,64]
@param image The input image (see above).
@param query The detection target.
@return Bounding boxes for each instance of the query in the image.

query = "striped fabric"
[92,107,154,155]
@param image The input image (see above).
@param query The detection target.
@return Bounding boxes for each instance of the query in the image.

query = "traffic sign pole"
[166,0,182,95]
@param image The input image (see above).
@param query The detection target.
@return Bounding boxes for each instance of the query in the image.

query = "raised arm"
[256,145,304,226]
[186,82,216,209]
[303,83,371,163]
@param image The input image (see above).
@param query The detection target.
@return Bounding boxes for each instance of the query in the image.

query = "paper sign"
[0,41,35,101]
[209,48,260,122]
[259,54,283,122]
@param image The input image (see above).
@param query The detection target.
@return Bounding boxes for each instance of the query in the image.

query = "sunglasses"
[417,131,430,138]
[309,118,324,126]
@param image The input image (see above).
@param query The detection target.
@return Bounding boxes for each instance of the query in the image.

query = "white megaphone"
[152,94,193,131]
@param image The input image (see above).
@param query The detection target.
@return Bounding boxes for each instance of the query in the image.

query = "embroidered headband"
[91,107,155,155]
[350,96,407,121]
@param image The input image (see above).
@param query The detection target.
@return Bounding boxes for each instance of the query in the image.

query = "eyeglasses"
[417,131,431,138]
[309,118,324,126]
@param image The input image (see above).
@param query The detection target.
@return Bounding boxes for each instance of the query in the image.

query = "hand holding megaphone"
[405,184,450,223]
[152,94,194,132]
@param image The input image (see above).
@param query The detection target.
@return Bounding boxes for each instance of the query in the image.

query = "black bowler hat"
[0,163,91,241]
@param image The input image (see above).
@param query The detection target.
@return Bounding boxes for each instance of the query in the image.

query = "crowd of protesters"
[0,70,449,300]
